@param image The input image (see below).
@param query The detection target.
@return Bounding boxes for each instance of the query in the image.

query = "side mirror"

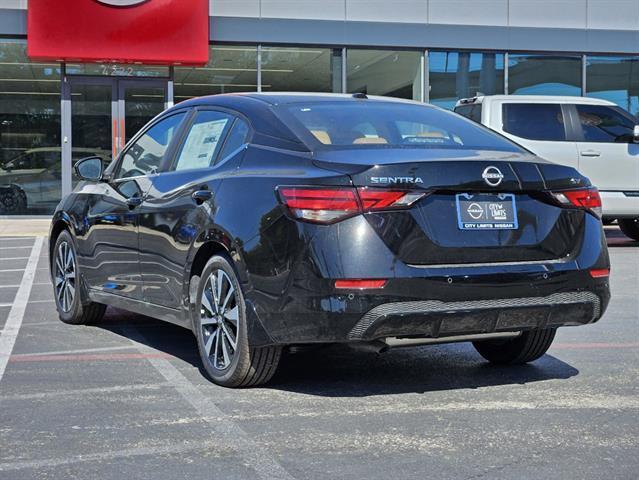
[74,156,104,182]
[633,125,639,143]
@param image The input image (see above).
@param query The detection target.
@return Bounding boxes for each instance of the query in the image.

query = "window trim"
[109,108,191,182]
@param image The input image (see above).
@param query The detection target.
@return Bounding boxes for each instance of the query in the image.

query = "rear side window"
[174,110,233,171]
[576,104,636,143]
[217,119,250,163]
[502,103,567,141]
[454,104,482,123]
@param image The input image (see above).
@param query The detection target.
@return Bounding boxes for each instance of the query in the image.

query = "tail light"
[335,279,387,289]
[589,268,610,279]
[551,187,602,218]
[277,186,426,224]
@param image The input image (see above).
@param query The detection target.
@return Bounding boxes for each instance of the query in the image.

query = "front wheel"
[194,255,282,387]
[52,230,106,325]
[618,217,639,241]
[473,328,556,364]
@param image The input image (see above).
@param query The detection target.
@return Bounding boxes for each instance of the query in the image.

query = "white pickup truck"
[454,95,639,240]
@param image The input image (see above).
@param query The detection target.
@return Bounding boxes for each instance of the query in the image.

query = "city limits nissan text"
[49,93,611,387]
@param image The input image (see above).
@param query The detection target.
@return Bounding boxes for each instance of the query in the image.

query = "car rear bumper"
[243,212,611,346]
[247,274,610,345]
[347,290,603,341]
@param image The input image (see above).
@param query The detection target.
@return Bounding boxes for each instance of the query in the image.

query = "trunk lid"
[314,148,591,266]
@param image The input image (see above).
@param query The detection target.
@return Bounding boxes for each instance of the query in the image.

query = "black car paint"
[50,93,611,347]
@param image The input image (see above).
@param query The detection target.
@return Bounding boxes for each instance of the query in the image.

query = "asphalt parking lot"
[0,229,637,479]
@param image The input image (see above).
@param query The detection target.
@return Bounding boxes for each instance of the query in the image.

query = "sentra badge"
[370,177,424,184]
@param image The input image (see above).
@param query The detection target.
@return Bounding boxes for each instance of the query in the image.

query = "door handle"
[580,150,601,157]
[126,196,144,209]
[192,189,212,205]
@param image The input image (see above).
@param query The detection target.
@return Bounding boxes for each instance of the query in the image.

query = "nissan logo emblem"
[482,166,504,187]
[97,0,148,6]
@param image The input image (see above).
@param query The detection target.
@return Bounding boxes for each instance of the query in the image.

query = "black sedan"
[49,93,611,387]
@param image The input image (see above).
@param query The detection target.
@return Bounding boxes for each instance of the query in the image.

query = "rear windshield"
[454,103,482,123]
[275,101,523,152]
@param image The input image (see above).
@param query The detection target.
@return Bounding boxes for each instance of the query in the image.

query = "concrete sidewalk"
[0,219,50,237]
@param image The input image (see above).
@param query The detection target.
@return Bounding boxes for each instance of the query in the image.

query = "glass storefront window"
[174,46,258,102]
[586,56,639,116]
[428,52,504,110]
[508,54,581,96]
[429,51,505,109]
[261,47,342,93]
[0,40,61,215]
[347,49,423,101]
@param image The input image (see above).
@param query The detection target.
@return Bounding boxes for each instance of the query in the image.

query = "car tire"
[0,186,26,214]
[52,230,106,325]
[194,255,282,387]
[472,328,556,364]
[618,217,639,241]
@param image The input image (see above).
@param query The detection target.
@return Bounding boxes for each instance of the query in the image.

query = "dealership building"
[1,0,639,215]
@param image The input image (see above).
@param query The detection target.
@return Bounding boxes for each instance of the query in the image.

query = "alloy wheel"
[54,241,76,313]
[200,269,239,370]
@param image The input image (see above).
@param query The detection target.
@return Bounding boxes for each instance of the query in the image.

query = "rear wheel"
[472,328,556,364]
[194,255,282,387]
[52,230,106,325]
[618,217,639,241]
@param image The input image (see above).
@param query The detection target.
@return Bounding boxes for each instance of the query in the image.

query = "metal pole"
[257,45,262,92]
[504,52,509,95]
[423,50,429,103]
[60,64,72,198]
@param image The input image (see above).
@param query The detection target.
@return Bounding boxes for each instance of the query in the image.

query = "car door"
[79,111,188,301]
[570,103,639,192]
[498,102,580,169]
[137,109,250,310]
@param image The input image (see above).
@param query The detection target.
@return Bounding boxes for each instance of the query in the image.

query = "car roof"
[177,92,430,107]
[456,95,616,107]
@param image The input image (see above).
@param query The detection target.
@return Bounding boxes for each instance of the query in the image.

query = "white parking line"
[0,237,44,383]
[0,257,29,261]
[0,440,225,472]
[11,345,138,358]
[122,326,296,480]
[0,268,48,272]
[0,282,48,289]
[0,382,172,401]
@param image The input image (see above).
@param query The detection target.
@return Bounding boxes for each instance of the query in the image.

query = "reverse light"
[589,268,610,279]
[278,186,426,224]
[335,279,387,289]
[551,187,602,218]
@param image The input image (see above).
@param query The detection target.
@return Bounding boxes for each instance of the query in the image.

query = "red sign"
[28,0,209,65]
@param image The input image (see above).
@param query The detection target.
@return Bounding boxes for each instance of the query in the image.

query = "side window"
[576,105,636,143]
[502,104,567,141]
[217,119,250,164]
[116,112,186,179]
[454,104,482,123]
[174,110,233,171]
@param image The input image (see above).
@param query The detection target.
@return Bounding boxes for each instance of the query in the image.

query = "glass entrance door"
[61,77,169,196]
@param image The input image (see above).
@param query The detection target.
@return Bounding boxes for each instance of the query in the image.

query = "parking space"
[0,232,638,479]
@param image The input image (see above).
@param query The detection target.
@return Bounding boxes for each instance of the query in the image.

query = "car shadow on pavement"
[96,310,579,397]
[268,343,579,397]
[605,227,639,248]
